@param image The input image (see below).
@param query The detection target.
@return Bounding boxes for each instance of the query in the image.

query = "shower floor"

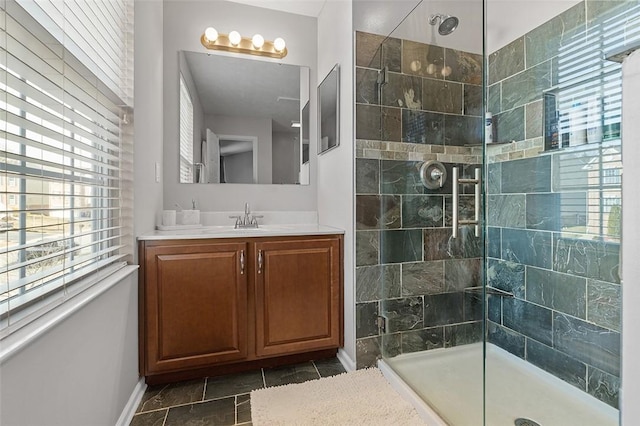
[383,343,618,426]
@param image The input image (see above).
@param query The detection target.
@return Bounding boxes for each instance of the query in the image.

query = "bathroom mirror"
[178,50,310,184]
[318,64,339,154]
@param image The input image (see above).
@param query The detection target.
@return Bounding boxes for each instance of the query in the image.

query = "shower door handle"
[452,167,481,238]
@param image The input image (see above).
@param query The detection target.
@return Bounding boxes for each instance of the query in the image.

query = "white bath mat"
[250,367,426,425]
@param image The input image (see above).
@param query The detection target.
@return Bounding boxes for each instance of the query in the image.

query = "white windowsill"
[0,264,139,364]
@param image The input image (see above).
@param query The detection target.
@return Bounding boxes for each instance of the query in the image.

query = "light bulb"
[228,31,241,46]
[204,27,218,43]
[252,34,264,49]
[273,37,286,52]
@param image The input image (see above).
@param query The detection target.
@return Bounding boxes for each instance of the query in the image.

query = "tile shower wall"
[486,1,628,409]
[354,31,484,369]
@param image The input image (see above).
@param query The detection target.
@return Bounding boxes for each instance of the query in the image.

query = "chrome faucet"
[229,203,263,228]
[243,202,251,225]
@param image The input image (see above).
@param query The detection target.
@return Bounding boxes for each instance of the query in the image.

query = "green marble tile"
[422,78,463,114]
[586,0,631,25]
[494,106,525,143]
[445,49,483,85]
[402,39,445,79]
[502,61,552,111]
[489,37,525,85]
[488,83,501,115]
[355,67,379,105]
[380,229,423,264]
[464,84,483,116]
[355,104,381,140]
[382,107,402,142]
[356,31,401,71]
[525,2,586,67]
[525,100,543,139]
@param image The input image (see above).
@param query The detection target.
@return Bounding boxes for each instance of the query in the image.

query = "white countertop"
[138,224,344,241]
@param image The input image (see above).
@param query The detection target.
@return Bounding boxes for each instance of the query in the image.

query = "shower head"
[429,14,459,35]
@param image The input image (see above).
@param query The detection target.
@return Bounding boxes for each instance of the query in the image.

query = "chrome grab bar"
[452,167,459,238]
[452,167,481,238]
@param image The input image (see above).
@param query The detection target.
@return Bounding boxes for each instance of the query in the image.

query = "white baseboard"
[337,348,356,372]
[116,378,147,426]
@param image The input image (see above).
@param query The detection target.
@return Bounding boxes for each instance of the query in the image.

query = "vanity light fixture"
[204,27,218,43]
[201,27,287,59]
[252,34,265,49]
[228,30,242,46]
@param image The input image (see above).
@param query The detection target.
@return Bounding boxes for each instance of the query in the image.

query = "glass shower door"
[354,0,486,423]
[354,0,633,424]
[483,1,632,424]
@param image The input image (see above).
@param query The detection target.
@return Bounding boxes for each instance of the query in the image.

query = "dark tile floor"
[130,357,346,426]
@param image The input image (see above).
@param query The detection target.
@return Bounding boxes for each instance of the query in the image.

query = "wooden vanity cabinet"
[140,240,249,375]
[139,234,342,382]
[254,237,341,357]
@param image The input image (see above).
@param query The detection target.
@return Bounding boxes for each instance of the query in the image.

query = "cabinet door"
[254,236,341,357]
[144,241,248,374]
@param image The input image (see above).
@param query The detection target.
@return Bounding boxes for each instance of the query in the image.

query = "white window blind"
[0,0,131,329]
[16,0,133,105]
[550,3,639,242]
[179,74,194,183]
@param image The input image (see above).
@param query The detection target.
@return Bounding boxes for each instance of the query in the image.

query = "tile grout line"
[202,377,208,401]
[261,367,267,388]
[234,395,238,425]
[161,408,169,426]
[311,360,322,378]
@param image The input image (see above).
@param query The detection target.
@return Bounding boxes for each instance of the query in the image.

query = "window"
[603,168,621,185]
[549,4,640,242]
[179,74,194,183]
[0,1,132,330]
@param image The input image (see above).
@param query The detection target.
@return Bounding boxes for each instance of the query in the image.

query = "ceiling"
[183,51,306,134]
[224,0,582,54]
[223,0,327,17]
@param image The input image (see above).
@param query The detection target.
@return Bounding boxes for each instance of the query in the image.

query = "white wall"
[163,0,318,212]
[621,49,640,426]
[317,0,356,365]
[272,132,299,184]
[224,151,254,183]
[134,0,164,239]
[208,115,273,184]
[0,271,139,426]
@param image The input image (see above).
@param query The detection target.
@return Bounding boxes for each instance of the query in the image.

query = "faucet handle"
[250,215,263,227]
[228,215,242,228]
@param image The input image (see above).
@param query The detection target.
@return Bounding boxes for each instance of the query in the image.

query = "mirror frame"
[318,64,340,155]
